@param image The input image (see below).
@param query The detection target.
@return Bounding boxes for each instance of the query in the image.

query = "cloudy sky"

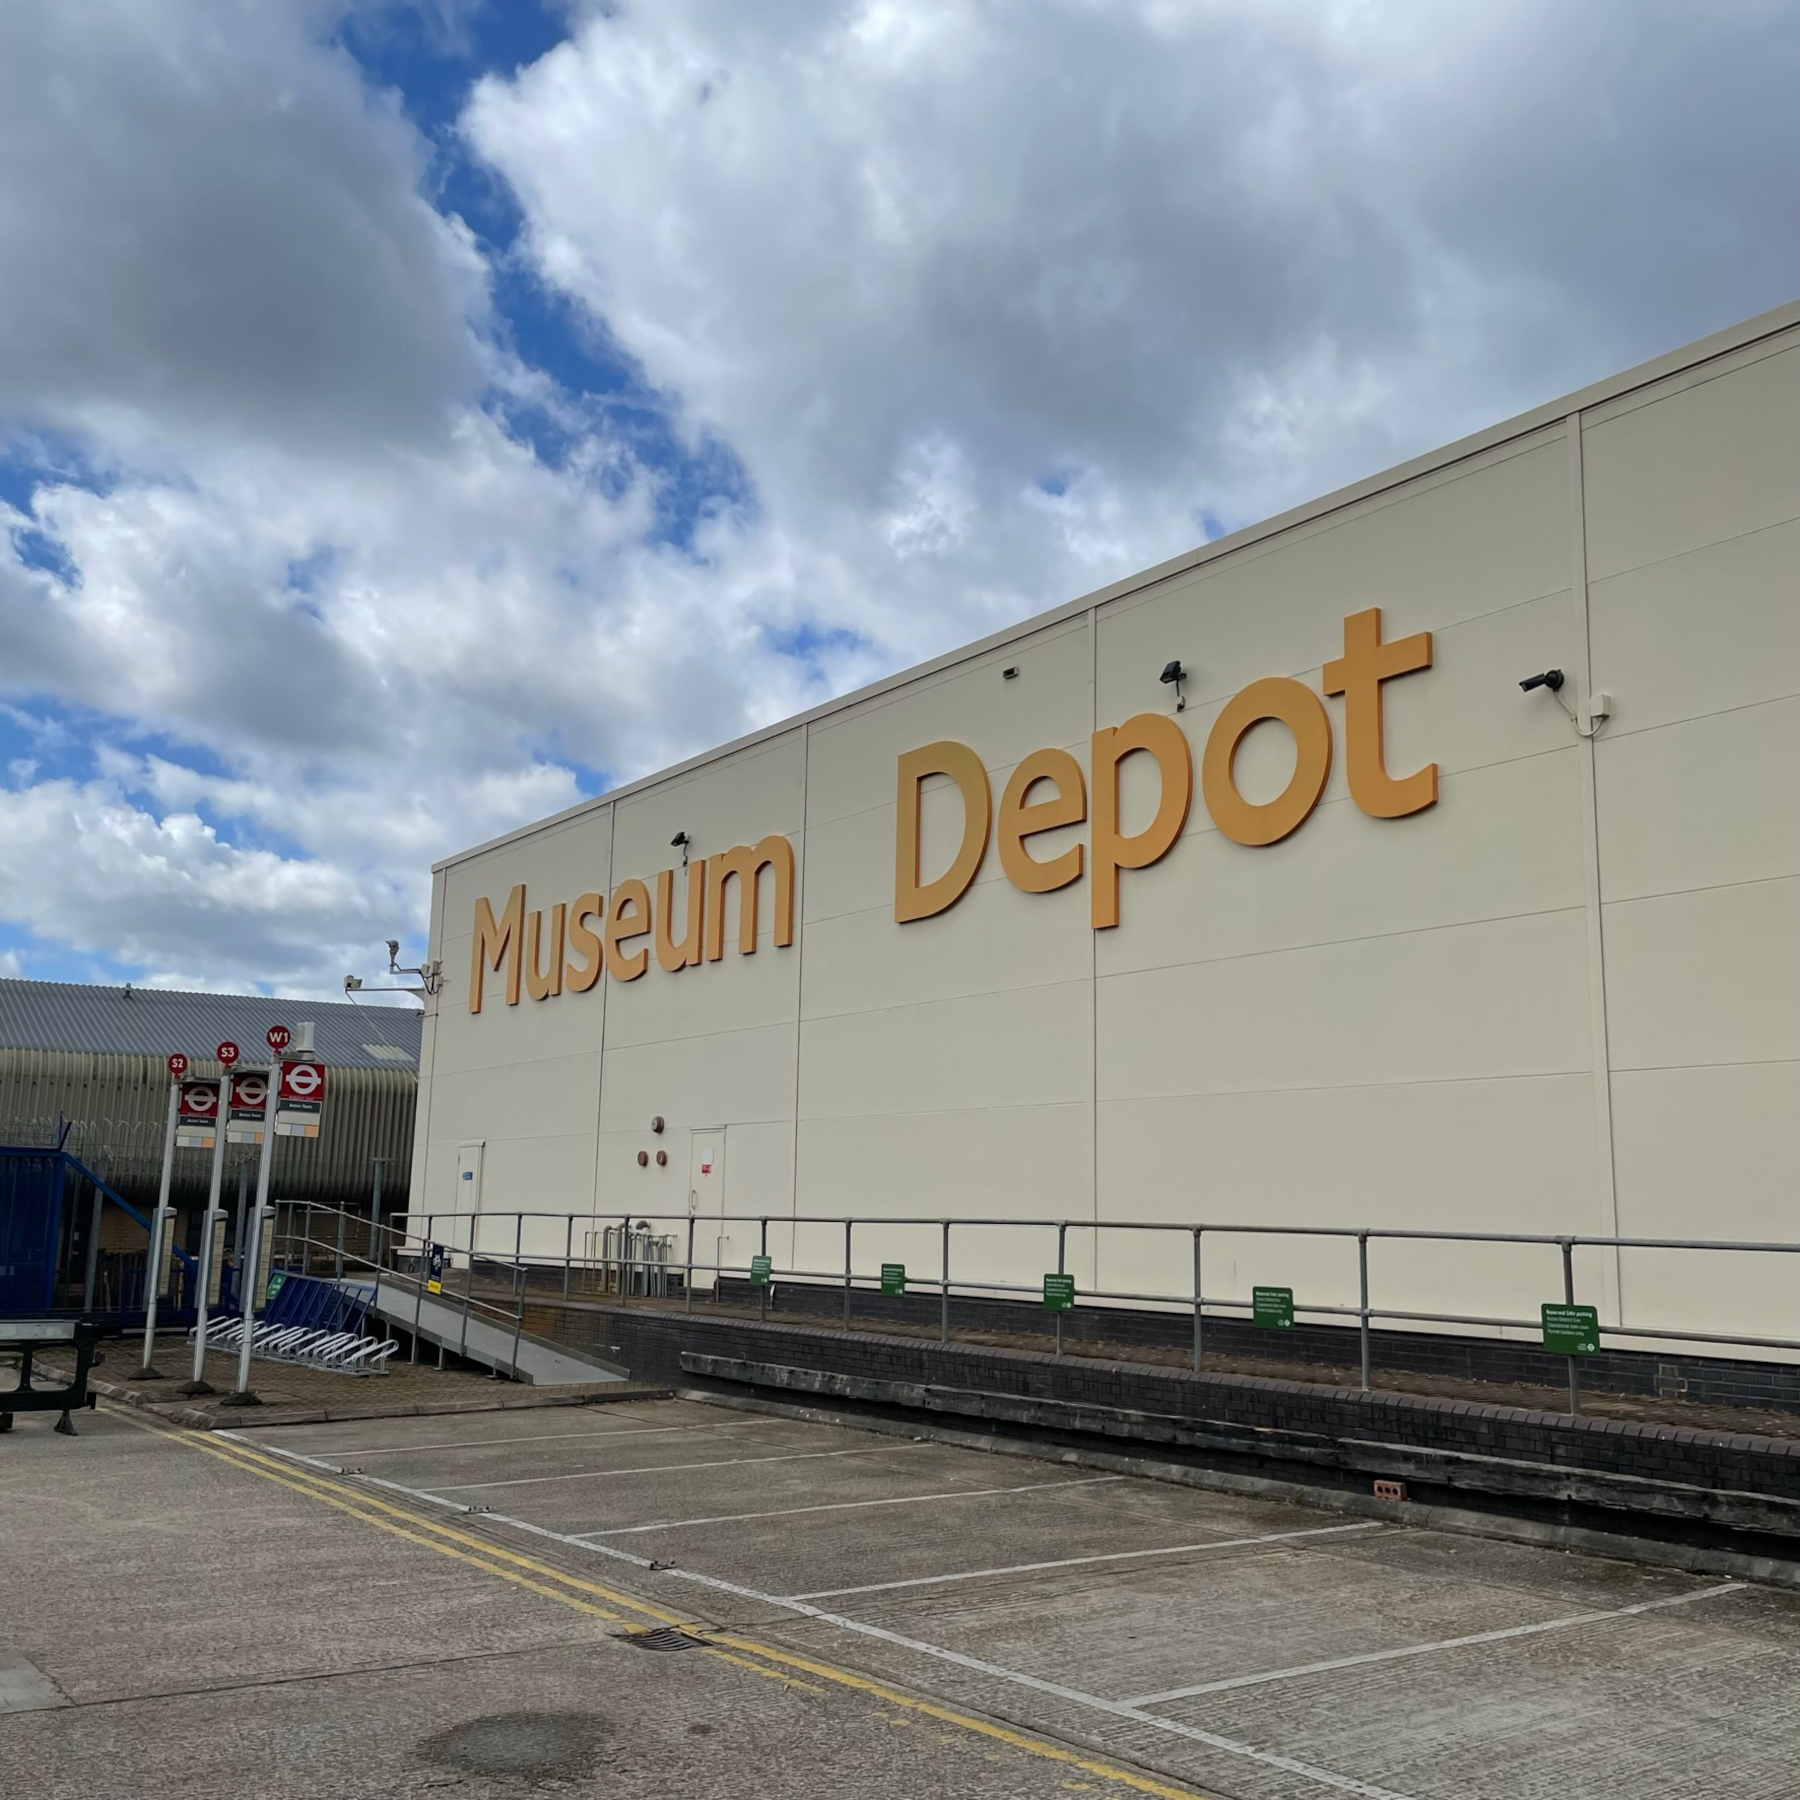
[0,0,1793,998]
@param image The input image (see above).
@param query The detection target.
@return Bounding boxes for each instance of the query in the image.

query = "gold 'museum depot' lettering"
[470,610,1434,1010]
[896,608,1435,926]
[469,837,795,1012]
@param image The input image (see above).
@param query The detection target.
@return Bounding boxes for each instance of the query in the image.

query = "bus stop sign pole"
[180,1041,239,1395]
[223,1027,289,1407]
[131,1068,184,1381]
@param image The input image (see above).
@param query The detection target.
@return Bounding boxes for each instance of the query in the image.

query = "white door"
[455,1142,484,1258]
[687,1130,726,1291]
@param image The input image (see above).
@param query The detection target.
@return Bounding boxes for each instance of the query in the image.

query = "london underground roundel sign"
[266,1024,292,1053]
[167,1052,189,1079]
[282,1061,324,1101]
[217,1040,241,1067]
[180,1080,219,1117]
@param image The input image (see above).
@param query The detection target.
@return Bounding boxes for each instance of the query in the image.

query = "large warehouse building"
[408,305,1797,1354]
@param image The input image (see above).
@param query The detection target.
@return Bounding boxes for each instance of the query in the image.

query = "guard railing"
[276,1202,1800,1416]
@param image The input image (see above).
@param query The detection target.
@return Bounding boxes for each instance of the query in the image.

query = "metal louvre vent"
[617,1626,709,1654]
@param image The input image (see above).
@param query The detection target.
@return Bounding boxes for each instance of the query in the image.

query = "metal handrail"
[286,1201,1798,1417]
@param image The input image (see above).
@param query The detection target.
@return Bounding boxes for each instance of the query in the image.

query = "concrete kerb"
[60,1367,670,1432]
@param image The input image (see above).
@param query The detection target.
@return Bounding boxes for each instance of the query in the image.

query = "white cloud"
[468,0,1795,551]
[0,773,398,990]
[0,0,484,461]
[0,0,1792,996]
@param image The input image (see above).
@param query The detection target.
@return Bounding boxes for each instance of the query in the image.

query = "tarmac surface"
[0,1391,1793,1799]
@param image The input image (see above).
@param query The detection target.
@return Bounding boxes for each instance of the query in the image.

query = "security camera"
[1519,670,1565,693]
[670,831,690,849]
[343,975,362,992]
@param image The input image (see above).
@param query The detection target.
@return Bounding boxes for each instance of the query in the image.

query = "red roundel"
[281,1062,324,1101]
[266,1024,292,1052]
[216,1040,241,1066]
[166,1052,190,1078]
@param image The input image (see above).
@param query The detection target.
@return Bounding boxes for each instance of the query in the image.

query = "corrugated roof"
[0,979,419,1071]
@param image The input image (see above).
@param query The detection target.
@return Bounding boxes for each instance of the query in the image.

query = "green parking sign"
[1252,1286,1294,1329]
[1541,1303,1599,1355]
[880,1262,906,1296]
[1043,1273,1075,1311]
[749,1254,772,1287]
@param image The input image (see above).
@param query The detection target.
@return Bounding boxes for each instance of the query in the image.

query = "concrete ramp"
[364,1280,630,1385]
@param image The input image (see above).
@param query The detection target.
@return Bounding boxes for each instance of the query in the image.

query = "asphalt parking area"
[219,1394,1796,1800]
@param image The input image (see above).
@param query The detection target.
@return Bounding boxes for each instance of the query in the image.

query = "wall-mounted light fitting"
[636,1149,649,1168]
[655,1150,668,1167]
[1159,659,1187,713]
[1520,667,1612,738]
[1002,666,1019,680]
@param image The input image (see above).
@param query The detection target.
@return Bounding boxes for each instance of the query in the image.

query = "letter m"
[704,837,795,960]
[470,885,525,1011]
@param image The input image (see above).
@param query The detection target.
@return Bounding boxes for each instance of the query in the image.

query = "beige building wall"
[409,304,1799,1351]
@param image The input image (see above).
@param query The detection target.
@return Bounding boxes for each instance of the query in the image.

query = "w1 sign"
[275,1061,328,1139]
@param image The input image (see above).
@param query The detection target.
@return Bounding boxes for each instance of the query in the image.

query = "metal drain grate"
[617,1626,709,1654]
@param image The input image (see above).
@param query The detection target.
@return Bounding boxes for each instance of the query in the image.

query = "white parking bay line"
[576,1474,1124,1537]
[1122,1582,1744,1706]
[432,1442,928,1493]
[234,1435,1423,1800]
[284,1418,788,1461]
[786,1520,1380,1600]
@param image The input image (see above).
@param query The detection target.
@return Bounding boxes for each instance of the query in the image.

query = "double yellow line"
[117,1407,1214,1800]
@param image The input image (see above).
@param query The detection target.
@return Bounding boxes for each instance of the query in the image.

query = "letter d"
[895,742,991,922]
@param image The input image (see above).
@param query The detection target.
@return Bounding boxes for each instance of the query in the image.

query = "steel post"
[184,1067,233,1394]
[842,1219,853,1327]
[1192,1228,1203,1374]
[410,1213,427,1364]
[1055,1223,1067,1356]
[759,1218,769,1322]
[133,1084,182,1378]
[685,1214,695,1314]
[370,1158,385,1265]
[563,1214,573,1301]
[1358,1231,1372,1392]
[458,1212,472,1364]
[223,1056,281,1404]
[940,1221,950,1345]
[335,1203,346,1282]
[510,1213,526,1380]
[1562,1238,1580,1416]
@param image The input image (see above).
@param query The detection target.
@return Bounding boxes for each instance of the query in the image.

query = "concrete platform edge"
[74,1370,669,1430]
[677,1386,1800,1592]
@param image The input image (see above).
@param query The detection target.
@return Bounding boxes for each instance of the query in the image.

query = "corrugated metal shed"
[0,979,418,1069]
[0,980,417,1214]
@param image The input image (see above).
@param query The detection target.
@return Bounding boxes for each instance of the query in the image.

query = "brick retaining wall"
[521,1299,1800,1506]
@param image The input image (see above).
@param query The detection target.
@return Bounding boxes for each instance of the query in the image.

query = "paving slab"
[7,1390,1795,1800]
[1154,1585,1794,1800]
